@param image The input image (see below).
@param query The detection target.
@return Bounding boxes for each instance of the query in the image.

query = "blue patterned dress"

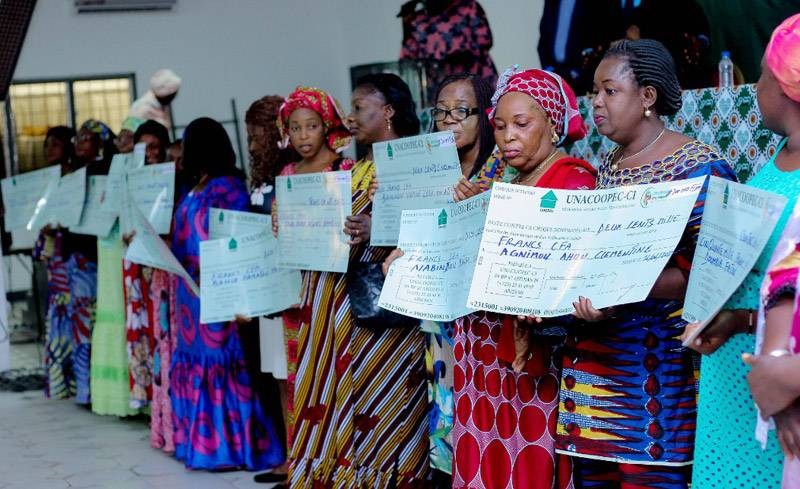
[66,251,97,404]
[170,175,284,470]
[556,141,737,487]
[37,231,75,400]
[37,229,97,404]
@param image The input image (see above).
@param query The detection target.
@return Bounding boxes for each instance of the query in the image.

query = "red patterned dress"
[123,261,155,408]
[149,270,177,452]
[452,157,595,489]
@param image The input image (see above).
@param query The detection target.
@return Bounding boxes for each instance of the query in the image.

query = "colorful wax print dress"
[556,141,737,488]
[170,175,284,470]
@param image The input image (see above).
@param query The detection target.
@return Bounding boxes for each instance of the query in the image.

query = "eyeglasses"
[431,107,480,122]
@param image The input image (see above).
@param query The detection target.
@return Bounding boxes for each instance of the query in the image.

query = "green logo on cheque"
[438,209,448,227]
[540,190,558,210]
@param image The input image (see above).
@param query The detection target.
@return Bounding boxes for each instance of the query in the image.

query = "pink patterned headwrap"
[489,65,587,145]
[766,13,800,103]
[277,86,352,153]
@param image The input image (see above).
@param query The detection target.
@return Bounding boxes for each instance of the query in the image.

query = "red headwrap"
[277,86,352,153]
[489,66,587,145]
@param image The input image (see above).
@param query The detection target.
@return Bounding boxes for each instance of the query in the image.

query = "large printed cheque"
[681,177,786,345]
[371,131,462,246]
[70,175,117,237]
[276,170,352,273]
[28,167,87,230]
[50,167,87,228]
[125,200,198,296]
[467,178,705,317]
[200,230,301,323]
[126,162,175,234]
[1,166,60,231]
[209,208,269,240]
[101,153,129,216]
[379,192,489,321]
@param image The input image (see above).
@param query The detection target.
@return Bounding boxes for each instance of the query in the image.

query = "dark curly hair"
[604,39,683,116]
[434,73,495,179]
[355,73,420,137]
[245,95,296,188]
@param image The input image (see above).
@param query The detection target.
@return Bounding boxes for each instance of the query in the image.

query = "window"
[73,78,133,134]
[6,82,69,173]
[2,74,135,173]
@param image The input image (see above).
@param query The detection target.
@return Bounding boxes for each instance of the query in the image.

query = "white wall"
[14,0,544,160]
[15,1,351,159]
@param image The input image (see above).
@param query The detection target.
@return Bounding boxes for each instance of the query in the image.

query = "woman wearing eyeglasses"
[379,74,517,486]
[431,74,498,181]
[433,74,518,485]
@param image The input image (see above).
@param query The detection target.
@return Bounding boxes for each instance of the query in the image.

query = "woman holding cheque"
[36,126,76,401]
[271,86,355,484]
[455,68,595,489]
[66,119,116,405]
[241,94,297,486]
[123,120,171,410]
[169,118,284,470]
[560,40,736,488]
[690,15,800,488]
[385,67,597,488]
[415,73,515,482]
[370,73,519,485]
[279,75,428,487]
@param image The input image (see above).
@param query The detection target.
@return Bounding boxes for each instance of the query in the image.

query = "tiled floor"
[0,345,282,488]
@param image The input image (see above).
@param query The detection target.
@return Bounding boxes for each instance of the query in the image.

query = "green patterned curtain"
[565,84,783,183]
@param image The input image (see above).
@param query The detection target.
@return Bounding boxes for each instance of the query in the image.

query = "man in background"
[129,68,181,134]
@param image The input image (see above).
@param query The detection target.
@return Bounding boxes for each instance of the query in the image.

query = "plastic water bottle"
[718,51,734,88]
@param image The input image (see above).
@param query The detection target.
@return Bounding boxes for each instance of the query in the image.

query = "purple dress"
[170,176,284,470]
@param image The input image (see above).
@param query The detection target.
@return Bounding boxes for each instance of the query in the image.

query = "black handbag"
[347,262,420,330]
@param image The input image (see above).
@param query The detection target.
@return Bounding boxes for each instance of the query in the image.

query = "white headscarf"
[150,69,181,98]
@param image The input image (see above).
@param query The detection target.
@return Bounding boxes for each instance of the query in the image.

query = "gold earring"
[644,107,652,117]
[386,119,392,131]
[551,133,559,144]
